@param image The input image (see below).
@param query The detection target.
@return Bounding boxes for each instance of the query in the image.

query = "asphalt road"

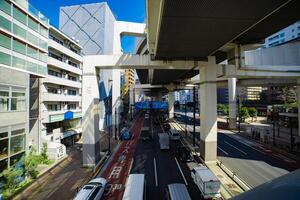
[130,112,202,200]
[217,132,289,188]
[174,110,293,188]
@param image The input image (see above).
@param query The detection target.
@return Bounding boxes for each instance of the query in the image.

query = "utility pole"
[237,96,241,133]
[272,85,276,146]
[185,101,187,138]
[193,86,196,146]
[115,108,117,140]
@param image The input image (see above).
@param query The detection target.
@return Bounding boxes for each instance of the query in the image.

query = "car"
[169,129,181,140]
[177,146,194,163]
[163,123,171,131]
[74,178,107,200]
[119,128,132,140]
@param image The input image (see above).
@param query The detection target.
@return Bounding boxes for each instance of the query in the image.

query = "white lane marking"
[217,146,229,156]
[154,157,158,187]
[174,157,188,186]
[224,141,247,155]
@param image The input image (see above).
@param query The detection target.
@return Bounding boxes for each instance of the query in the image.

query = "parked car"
[177,146,194,162]
[74,178,107,200]
[120,128,132,140]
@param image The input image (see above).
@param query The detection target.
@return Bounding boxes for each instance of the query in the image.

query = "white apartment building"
[40,26,83,156]
[0,0,49,174]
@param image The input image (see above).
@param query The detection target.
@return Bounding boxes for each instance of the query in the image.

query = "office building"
[0,0,49,173]
[124,69,135,95]
[59,2,121,131]
[265,21,300,48]
[217,88,229,104]
[39,26,83,159]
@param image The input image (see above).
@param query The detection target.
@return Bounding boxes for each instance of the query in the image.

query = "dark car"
[119,128,132,140]
[177,146,194,162]
[163,123,171,131]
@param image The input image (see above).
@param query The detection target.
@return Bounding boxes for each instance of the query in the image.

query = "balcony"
[48,39,82,62]
[48,57,82,75]
[41,109,82,123]
[43,75,81,88]
[42,93,81,102]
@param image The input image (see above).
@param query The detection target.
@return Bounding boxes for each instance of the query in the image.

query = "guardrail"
[217,161,251,191]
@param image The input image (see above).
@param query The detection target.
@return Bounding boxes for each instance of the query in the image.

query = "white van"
[122,174,146,200]
[168,129,181,140]
[165,183,192,200]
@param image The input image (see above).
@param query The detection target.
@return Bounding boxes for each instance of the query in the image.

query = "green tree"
[280,87,296,106]
[41,142,48,162]
[217,104,228,115]
[24,147,40,179]
[248,107,258,122]
[240,107,249,122]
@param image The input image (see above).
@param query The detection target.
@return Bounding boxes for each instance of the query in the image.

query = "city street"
[174,110,299,188]
[130,113,201,199]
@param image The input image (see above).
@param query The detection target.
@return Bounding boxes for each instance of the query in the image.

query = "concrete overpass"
[82,0,300,167]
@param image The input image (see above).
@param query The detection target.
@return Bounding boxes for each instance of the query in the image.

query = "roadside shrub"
[240,107,249,122]
[248,107,258,122]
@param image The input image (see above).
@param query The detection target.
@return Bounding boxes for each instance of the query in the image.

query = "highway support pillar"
[228,78,237,129]
[199,57,217,162]
[168,91,175,119]
[296,84,300,137]
[82,64,101,168]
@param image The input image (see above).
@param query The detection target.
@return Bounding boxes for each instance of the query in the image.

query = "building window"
[11,128,25,136]
[11,91,26,111]
[68,90,76,96]
[47,104,61,111]
[0,90,9,112]
[48,87,58,94]
[0,0,11,15]
[13,6,27,25]
[68,61,78,68]
[10,135,25,155]
[0,139,8,160]
[49,35,63,45]
[67,104,76,110]
[48,69,62,78]
[49,52,62,61]
[0,158,8,175]
[68,75,77,82]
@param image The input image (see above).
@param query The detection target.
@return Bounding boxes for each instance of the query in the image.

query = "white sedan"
[74,178,107,200]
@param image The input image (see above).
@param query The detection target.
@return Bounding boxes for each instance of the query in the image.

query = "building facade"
[59,2,120,132]
[124,69,135,95]
[265,21,300,48]
[217,88,229,104]
[0,0,49,174]
[39,26,83,158]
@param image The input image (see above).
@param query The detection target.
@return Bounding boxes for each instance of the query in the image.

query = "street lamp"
[193,86,196,147]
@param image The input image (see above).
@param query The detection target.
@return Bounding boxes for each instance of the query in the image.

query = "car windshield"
[83,185,94,190]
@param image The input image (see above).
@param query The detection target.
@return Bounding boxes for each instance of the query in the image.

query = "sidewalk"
[170,121,244,199]
[14,144,93,200]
